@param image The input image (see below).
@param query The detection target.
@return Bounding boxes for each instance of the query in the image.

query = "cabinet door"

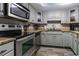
[69,33,73,49]
[46,34,63,46]
[29,4,37,23]
[62,33,70,47]
[56,35,63,46]
[73,38,78,55]
[21,3,29,8]
[77,36,79,55]
[0,3,2,11]
[41,34,47,45]
[71,33,78,55]
[46,34,55,46]
[4,50,14,56]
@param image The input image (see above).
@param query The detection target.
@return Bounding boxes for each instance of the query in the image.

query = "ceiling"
[30,3,79,11]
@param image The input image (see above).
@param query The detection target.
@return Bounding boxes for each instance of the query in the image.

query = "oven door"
[15,34,35,56]
[7,3,30,21]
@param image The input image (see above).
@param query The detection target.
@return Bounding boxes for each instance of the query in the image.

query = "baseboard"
[40,45,71,49]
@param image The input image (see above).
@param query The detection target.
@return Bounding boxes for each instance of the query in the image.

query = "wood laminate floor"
[36,47,75,56]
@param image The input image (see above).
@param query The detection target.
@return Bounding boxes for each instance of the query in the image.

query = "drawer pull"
[75,40,76,42]
[0,50,7,54]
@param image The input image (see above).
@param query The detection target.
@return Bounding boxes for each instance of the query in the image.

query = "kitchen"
[0,3,79,56]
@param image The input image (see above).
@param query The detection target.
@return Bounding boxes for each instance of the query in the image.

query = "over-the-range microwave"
[0,3,30,21]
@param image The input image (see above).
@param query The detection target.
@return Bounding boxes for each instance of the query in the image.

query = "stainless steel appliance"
[15,33,36,56]
[0,23,40,56]
[0,24,22,37]
[0,3,30,21]
[0,41,14,56]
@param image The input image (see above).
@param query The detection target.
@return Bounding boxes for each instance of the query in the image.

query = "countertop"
[42,30,79,35]
[0,37,16,45]
[27,30,42,33]
[71,31,79,35]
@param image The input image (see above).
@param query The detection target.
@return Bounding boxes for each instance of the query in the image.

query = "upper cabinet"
[29,4,37,23]
[42,10,67,23]
[61,10,70,23]
[42,11,48,23]
[36,12,42,23]
[20,3,29,9]
[61,7,79,23]
[69,7,79,23]
[29,4,45,24]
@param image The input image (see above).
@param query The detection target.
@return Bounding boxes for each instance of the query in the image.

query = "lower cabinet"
[41,32,63,47]
[71,33,78,55]
[62,32,71,47]
[77,35,79,55]
[46,34,63,46]
[4,50,14,56]
[69,33,73,49]
[41,32,79,55]
[41,33,47,45]
[73,38,78,55]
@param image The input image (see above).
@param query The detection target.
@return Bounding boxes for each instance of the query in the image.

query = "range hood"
[47,20,61,23]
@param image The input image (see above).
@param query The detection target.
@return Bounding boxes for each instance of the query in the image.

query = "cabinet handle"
[75,40,76,42]
[0,50,7,54]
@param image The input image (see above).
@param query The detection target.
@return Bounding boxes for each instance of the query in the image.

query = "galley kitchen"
[0,3,79,56]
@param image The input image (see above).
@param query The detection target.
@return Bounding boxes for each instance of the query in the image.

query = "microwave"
[0,3,30,21]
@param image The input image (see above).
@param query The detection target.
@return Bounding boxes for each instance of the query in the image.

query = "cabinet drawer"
[0,42,14,56]
[4,50,14,56]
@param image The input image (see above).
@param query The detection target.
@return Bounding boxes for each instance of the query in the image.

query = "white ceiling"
[30,3,79,11]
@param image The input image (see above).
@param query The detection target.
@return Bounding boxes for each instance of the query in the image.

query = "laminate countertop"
[27,30,42,33]
[0,37,15,45]
[71,31,79,35]
[42,30,79,35]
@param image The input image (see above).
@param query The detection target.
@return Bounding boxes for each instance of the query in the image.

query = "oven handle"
[16,34,35,42]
